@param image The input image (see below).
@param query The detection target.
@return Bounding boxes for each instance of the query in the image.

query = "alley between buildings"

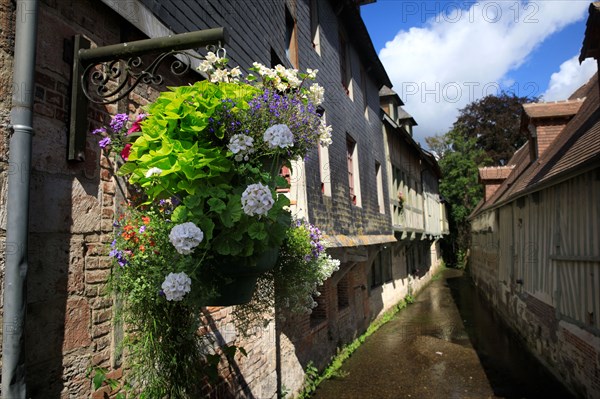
[311,269,574,399]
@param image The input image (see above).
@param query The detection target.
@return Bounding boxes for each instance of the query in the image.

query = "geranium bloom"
[127,114,146,134]
[121,143,132,160]
[263,124,294,149]
[169,222,204,255]
[228,133,255,161]
[241,183,274,216]
[161,272,192,301]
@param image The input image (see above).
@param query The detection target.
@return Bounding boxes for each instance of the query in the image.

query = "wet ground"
[311,268,574,399]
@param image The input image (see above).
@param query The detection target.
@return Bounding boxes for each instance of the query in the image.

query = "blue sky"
[361,0,597,145]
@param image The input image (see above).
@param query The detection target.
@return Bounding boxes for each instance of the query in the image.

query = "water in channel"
[311,268,574,399]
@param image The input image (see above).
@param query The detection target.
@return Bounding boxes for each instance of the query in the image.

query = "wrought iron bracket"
[68,27,228,161]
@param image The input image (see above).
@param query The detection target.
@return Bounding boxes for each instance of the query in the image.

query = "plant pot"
[203,247,279,306]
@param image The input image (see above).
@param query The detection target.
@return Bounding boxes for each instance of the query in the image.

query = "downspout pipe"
[2,0,39,397]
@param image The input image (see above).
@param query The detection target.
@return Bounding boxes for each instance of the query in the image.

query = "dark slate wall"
[139,0,392,237]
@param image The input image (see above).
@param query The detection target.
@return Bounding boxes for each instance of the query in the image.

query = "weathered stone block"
[63,297,92,352]
[29,172,101,234]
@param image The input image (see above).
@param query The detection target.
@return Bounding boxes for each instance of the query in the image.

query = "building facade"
[469,5,600,397]
[0,0,447,397]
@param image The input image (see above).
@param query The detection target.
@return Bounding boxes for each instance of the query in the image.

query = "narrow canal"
[311,268,574,399]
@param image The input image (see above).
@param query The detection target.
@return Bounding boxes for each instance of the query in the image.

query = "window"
[285,6,298,68]
[370,247,393,289]
[346,135,361,206]
[338,30,352,99]
[310,0,321,55]
[376,162,385,214]
[318,111,331,196]
[337,274,350,310]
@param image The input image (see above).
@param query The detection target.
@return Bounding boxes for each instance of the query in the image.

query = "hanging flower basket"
[204,247,279,306]
[92,50,339,396]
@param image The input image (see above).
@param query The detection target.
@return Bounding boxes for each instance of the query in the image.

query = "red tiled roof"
[522,99,584,119]
[479,166,514,180]
[472,73,600,217]
[506,73,600,195]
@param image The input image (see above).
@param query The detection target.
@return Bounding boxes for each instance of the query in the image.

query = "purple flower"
[109,249,128,267]
[139,225,146,233]
[99,137,111,148]
[109,113,129,132]
[91,127,106,135]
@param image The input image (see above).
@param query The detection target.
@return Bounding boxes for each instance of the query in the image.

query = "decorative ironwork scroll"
[68,28,227,161]
[81,48,216,104]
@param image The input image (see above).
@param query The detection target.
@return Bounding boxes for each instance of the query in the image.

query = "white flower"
[306,68,318,79]
[228,134,255,161]
[308,83,325,106]
[287,74,302,88]
[145,167,163,178]
[197,60,213,73]
[161,272,192,301]
[276,82,289,92]
[318,120,333,147]
[274,64,287,74]
[205,51,219,64]
[241,183,274,216]
[210,68,229,83]
[263,124,294,149]
[230,66,242,78]
[265,68,277,79]
[169,222,204,255]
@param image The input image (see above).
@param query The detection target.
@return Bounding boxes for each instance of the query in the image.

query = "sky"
[361,0,597,146]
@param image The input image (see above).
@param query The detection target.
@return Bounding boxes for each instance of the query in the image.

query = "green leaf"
[116,161,138,176]
[197,216,215,241]
[248,222,267,240]
[93,371,106,390]
[171,205,189,223]
[208,198,226,213]
[219,195,242,228]
[275,175,289,189]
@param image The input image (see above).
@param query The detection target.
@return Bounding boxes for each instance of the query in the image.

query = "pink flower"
[121,143,132,160]
[127,114,146,135]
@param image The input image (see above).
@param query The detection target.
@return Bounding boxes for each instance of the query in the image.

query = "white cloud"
[378,0,589,145]
[542,55,597,101]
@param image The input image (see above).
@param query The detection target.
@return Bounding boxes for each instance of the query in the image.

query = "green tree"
[433,129,489,266]
[453,92,537,165]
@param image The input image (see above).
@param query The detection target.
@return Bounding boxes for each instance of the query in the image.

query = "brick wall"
[535,119,567,158]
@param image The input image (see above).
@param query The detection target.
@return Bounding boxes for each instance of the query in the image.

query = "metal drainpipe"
[2,0,39,397]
